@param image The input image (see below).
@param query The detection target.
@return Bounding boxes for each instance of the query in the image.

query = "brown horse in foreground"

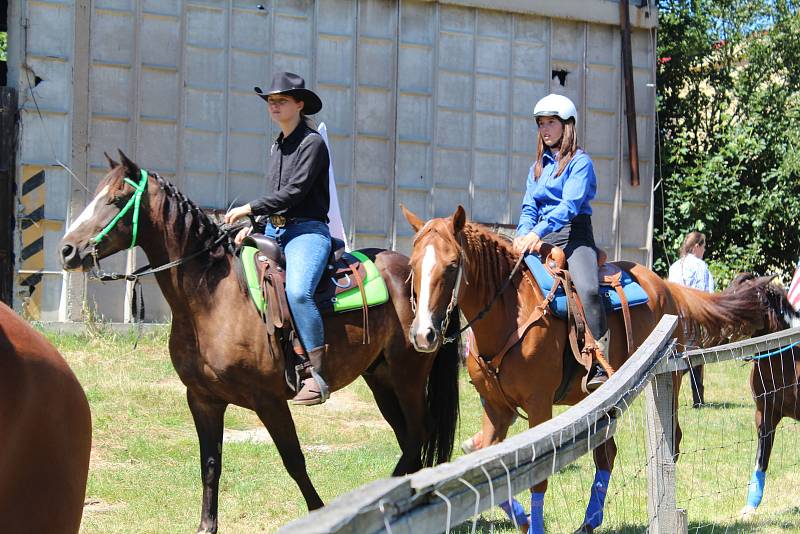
[0,301,91,533]
[401,205,768,533]
[59,153,460,533]
[728,273,800,518]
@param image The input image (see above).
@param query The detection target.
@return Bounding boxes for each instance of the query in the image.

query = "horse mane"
[147,172,234,261]
[460,222,519,298]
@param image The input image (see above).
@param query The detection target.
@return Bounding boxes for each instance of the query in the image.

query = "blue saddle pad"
[523,254,649,320]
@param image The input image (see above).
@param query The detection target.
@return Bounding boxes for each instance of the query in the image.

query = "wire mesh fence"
[279,323,800,534]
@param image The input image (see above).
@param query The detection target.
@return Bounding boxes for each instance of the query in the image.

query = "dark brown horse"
[728,273,800,518]
[401,205,769,533]
[1,301,92,533]
[59,152,460,533]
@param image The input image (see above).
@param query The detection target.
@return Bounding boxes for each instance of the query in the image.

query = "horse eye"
[110,195,127,207]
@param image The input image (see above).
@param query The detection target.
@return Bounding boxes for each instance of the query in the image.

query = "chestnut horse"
[728,273,800,518]
[59,152,460,533]
[401,205,769,534]
[1,301,91,533]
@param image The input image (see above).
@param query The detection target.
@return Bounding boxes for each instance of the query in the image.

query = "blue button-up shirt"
[515,149,597,238]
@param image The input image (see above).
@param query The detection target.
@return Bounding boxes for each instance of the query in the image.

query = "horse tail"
[666,277,770,346]
[422,306,461,467]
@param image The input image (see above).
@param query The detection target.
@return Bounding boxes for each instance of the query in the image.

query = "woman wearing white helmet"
[512,93,611,534]
[514,93,609,389]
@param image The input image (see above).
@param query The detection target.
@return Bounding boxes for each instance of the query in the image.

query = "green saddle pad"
[241,247,389,315]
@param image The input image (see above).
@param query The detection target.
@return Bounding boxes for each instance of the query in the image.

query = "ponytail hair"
[533,118,579,180]
[301,113,318,131]
[679,231,706,258]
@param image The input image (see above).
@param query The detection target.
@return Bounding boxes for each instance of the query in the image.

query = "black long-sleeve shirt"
[249,122,330,222]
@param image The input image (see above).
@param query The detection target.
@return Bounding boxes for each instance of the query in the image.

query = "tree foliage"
[655,0,800,286]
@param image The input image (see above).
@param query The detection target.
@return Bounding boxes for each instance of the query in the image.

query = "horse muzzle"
[409,319,441,353]
[59,240,92,271]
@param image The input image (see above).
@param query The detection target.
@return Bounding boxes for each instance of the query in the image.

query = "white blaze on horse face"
[66,185,111,234]
[415,244,438,333]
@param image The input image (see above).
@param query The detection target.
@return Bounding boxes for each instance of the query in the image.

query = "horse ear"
[104,151,120,169]
[117,149,140,177]
[452,205,466,235]
[400,203,425,233]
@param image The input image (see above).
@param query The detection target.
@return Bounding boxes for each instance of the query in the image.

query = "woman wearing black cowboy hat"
[225,72,332,406]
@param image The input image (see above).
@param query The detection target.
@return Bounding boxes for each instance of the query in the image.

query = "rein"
[89,229,236,283]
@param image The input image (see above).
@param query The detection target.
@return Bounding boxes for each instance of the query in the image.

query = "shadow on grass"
[682,401,752,410]
[688,506,800,533]
[452,516,522,533]
[448,507,800,534]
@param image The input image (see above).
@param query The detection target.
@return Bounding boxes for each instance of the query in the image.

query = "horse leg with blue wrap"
[741,378,782,518]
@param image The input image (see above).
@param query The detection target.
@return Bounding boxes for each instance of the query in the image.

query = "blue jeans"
[265,220,331,352]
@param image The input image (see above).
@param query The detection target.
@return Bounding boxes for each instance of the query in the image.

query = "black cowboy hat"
[254,72,322,115]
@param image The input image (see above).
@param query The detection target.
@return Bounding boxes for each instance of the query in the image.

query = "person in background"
[668,231,715,407]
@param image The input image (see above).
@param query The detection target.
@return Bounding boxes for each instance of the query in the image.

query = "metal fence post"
[645,370,679,533]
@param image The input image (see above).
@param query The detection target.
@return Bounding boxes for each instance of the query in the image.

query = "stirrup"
[291,370,330,406]
[584,365,608,392]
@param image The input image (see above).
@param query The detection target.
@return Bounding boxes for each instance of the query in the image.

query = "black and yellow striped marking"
[18,166,63,319]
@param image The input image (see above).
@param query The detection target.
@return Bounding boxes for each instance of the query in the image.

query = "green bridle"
[90,168,149,249]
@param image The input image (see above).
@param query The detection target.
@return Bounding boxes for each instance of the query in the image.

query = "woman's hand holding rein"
[513,232,542,255]
[224,203,252,225]
[223,204,253,245]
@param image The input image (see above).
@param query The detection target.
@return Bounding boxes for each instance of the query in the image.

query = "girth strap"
[609,276,635,356]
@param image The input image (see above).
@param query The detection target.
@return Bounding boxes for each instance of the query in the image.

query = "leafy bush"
[655,0,800,286]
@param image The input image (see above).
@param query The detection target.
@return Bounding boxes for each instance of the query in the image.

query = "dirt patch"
[84,498,127,513]
[342,419,391,430]
[150,377,185,391]
[223,427,273,444]
[321,389,375,413]
[89,447,135,471]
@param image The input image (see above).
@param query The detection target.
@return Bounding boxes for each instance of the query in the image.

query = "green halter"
[90,168,149,249]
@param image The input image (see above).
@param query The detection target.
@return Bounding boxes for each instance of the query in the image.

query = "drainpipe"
[620,0,640,187]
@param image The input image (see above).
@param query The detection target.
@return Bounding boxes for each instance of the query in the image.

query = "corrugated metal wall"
[9,0,657,322]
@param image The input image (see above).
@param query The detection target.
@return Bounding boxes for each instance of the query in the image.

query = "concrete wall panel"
[12,0,657,321]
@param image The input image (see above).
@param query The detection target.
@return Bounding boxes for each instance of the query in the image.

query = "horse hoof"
[573,523,594,534]
[739,505,757,519]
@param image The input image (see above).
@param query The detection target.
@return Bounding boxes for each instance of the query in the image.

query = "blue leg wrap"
[746,470,766,509]
[529,492,545,534]
[584,469,611,529]
[499,497,528,528]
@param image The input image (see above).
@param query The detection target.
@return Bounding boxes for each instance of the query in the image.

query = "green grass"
[46,328,800,533]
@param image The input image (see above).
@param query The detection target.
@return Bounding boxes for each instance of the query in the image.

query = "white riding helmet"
[533,94,577,122]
